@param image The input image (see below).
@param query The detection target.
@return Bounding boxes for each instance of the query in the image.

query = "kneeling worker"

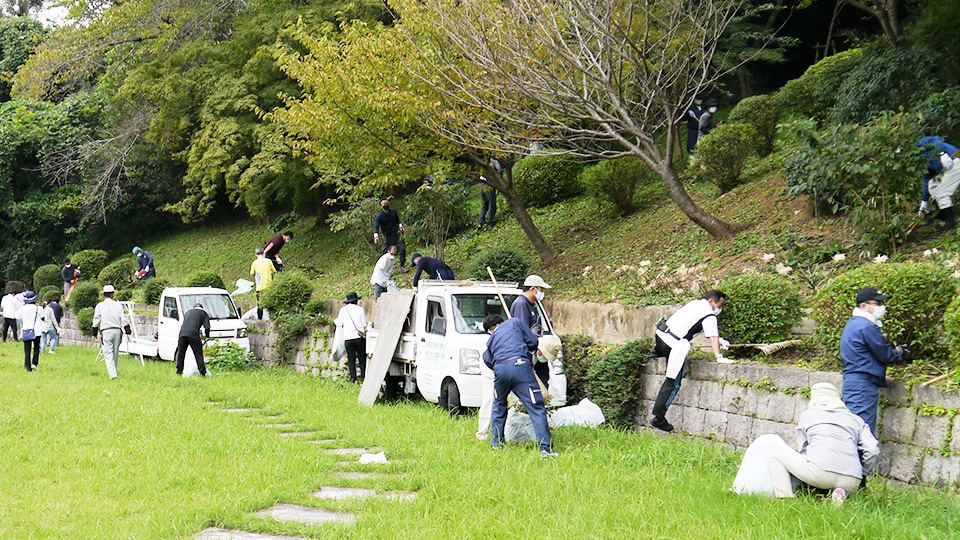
[483,314,559,457]
[176,303,212,377]
[650,289,733,432]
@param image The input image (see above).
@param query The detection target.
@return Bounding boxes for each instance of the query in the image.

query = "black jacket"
[373,208,402,237]
[179,308,211,339]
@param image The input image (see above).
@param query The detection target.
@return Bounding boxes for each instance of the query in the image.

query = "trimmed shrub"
[727,94,782,156]
[68,249,109,280]
[33,264,61,291]
[581,157,660,216]
[4,280,26,294]
[98,259,135,287]
[69,282,101,311]
[584,338,651,429]
[184,272,226,290]
[468,248,530,284]
[39,286,60,302]
[76,307,95,336]
[695,123,757,193]
[260,271,313,315]
[719,274,803,344]
[303,297,326,317]
[143,279,170,305]
[512,153,584,207]
[813,262,955,359]
[777,48,863,120]
[560,334,605,405]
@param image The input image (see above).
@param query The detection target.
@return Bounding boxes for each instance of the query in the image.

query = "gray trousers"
[770,446,860,498]
[100,328,122,379]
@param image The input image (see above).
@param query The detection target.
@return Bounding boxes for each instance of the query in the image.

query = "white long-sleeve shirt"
[92,298,129,330]
[336,304,366,341]
[370,253,396,287]
[1,293,23,318]
[16,304,42,333]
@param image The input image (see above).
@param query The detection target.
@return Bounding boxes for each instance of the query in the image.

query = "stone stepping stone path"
[307,439,338,445]
[332,472,380,480]
[325,447,376,455]
[221,408,254,413]
[256,504,356,526]
[312,486,417,502]
[277,431,317,437]
[260,423,295,429]
[196,528,313,540]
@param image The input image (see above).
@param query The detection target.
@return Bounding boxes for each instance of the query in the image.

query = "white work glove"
[399,224,405,233]
[719,338,730,350]
[716,355,736,365]
[373,233,380,244]
[941,152,954,170]
[919,200,930,216]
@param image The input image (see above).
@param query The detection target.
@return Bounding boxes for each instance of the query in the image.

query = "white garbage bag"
[548,398,605,428]
[232,278,254,296]
[731,433,797,496]
[504,409,537,443]
[331,324,346,363]
[182,347,201,378]
[386,279,400,293]
[359,451,388,464]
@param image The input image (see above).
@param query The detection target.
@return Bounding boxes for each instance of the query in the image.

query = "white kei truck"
[119,287,251,361]
[364,280,567,411]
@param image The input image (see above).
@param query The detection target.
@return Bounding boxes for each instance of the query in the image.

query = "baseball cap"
[856,287,891,305]
[523,275,552,289]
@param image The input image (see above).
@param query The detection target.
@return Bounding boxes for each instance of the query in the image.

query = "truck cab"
[157,287,250,360]
[369,280,567,410]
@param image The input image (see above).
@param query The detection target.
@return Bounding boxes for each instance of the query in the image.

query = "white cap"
[102,285,116,293]
[538,335,562,363]
[523,274,552,288]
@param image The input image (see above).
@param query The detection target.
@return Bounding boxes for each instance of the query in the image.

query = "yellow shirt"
[250,258,277,291]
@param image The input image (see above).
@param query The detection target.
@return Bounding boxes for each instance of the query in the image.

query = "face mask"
[382,205,390,211]
[388,253,396,259]
[535,290,545,302]
[872,305,886,319]
[713,307,722,316]
[709,107,718,113]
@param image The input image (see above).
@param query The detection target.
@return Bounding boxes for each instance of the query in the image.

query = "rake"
[697,339,802,356]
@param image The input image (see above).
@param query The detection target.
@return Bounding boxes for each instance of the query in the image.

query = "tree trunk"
[659,162,736,240]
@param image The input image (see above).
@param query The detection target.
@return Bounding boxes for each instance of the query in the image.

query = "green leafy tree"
[0,16,43,102]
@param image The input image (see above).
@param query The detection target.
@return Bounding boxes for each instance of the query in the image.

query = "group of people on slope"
[651,286,904,503]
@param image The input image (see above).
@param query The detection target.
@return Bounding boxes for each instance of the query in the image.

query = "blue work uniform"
[686,104,702,153]
[411,256,455,288]
[510,294,549,385]
[483,317,551,452]
[917,136,959,202]
[840,314,902,434]
[137,250,156,280]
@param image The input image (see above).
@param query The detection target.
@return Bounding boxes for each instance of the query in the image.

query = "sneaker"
[49,351,56,355]
[540,450,559,458]
[31,364,38,371]
[399,265,408,273]
[476,432,489,441]
[831,488,847,506]
[650,416,674,432]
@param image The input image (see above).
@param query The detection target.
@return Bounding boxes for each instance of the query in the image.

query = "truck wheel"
[383,375,403,401]
[439,380,463,417]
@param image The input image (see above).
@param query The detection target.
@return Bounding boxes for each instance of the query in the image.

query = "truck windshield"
[451,294,519,334]
[181,294,239,320]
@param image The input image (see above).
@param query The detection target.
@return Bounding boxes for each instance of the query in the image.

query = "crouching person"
[650,290,733,432]
[768,383,879,503]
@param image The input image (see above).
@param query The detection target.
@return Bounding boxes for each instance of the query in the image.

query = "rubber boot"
[938,206,957,232]
[650,378,678,431]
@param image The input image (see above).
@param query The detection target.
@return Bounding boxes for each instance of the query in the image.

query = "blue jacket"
[510,294,541,334]
[137,250,154,272]
[840,315,902,387]
[916,136,958,172]
[483,317,539,369]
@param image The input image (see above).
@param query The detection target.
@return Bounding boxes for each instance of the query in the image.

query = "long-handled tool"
[696,339,801,356]
[486,266,550,400]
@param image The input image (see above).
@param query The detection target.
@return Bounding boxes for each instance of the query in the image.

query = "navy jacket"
[412,256,453,287]
[840,315,902,386]
[510,294,541,334]
[137,250,154,272]
[373,208,402,237]
[483,317,539,369]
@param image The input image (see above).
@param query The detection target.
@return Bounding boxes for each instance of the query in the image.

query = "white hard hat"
[102,285,116,293]
[523,274,552,288]
[538,335,562,363]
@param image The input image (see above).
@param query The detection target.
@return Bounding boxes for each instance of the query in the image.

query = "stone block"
[810,371,843,390]
[792,396,810,424]
[702,410,728,439]
[743,389,770,421]
[878,407,916,444]
[913,384,960,410]
[721,384,749,414]
[752,418,794,445]
[698,381,725,411]
[641,375,662,401]
[763,392,798,424]
[913,415,951,450]
[764,369,809,393]
[881,442,920,483]
[953,419,960,454]
[196,528,314,540]
[255,504,355,525]
[734,364,768,386]
[724,414,755,448]
[638,399,654,422]
[919,454,960,488]
[881,381,911,407]
[672,379,701,407]
[690,360,726,383]
[679,407,706,435]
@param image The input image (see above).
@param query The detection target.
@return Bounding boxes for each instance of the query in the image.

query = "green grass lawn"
[1,343,958,539]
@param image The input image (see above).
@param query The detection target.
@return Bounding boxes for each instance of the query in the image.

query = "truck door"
[415,296,450,400]
[158,294,181,360]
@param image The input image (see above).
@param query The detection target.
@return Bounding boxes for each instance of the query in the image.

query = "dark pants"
[268,256,283,272]
[842,375,880,435]
[686,128,699,154]
[491,357,552,452]
[480,190,497,227]
[175,336,207,376]
[2,318,17,341]
[24,337,40,371]
[534,361,550,389]
[652,374,683,421]
[380,236,406,266]
[256,290,263,319]
[437,268,455,281]
[344,337,366,383]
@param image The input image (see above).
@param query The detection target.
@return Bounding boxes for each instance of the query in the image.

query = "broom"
[696,339,802,356]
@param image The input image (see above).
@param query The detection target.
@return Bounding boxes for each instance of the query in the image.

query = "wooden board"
[358,290,415,406]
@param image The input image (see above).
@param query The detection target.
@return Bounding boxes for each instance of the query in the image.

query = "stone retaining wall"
[57,312,158,348]
[639,358,960,492]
